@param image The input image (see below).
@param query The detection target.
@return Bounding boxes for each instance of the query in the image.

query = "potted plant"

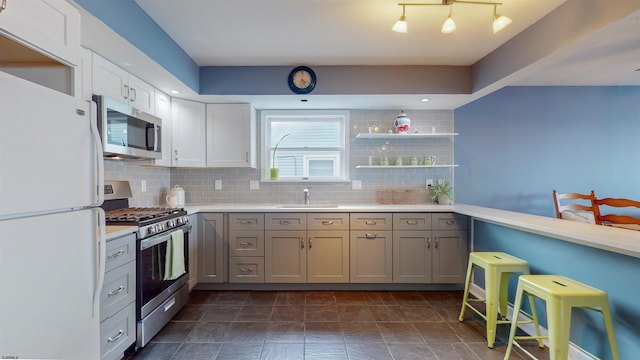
[270,133,289,180]
[430,181,453,205]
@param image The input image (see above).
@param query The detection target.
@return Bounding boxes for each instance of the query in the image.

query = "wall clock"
[288,66,316,94]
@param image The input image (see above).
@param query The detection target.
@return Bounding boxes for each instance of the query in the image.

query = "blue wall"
[455,86,640,359]
[455,86,640,216]
[75,0,200,91]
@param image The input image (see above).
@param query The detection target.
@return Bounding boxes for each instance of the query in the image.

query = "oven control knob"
[147,226,156,236]
[182,216,189,224]
[168,219,176,227]
[176,217,183,225]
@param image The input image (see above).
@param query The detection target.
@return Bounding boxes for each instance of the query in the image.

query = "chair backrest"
[591,197,640,225]
[553,190,597,223]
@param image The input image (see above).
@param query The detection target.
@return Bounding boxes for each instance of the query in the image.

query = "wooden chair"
[553,190,597,223]
[591,197,640,226]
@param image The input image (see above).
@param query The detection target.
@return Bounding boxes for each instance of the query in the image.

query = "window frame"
[261,110,350,182]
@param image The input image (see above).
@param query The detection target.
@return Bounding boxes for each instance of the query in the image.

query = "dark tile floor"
[125,290,549,360]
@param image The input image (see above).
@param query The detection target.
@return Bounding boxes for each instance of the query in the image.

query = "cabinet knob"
[301,238,305,249]
[427,237,431,249]
[435,237,439,248]
[0,0,7,13]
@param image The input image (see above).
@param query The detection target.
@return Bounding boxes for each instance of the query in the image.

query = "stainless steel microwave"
[93,95,162,160]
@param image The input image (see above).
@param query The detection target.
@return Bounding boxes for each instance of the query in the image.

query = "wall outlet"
[141,180,147,192]
[214,179,222,190]
[426,179,434,188]
[352,180,362,190]
[250,180,259,190]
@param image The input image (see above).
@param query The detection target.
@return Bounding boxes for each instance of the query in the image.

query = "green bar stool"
[459,252,532,348]
[504,275,619,360]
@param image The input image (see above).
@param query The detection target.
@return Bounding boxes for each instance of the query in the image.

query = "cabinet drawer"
[105,232,136,273]
[229,230,265,257]
[100,261,136,322]
[100,302,136,360]
[229,213,264,230]
[393,213,431,230]
[265,213,307,230]
[307,213,349,230]
[432,213,468,230]
[229,257,265,283]
[350,213,392,230]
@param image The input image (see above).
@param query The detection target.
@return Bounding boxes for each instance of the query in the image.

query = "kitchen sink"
[276,204,340,209]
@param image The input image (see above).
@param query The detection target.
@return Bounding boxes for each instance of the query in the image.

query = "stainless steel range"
[102,181,191,349]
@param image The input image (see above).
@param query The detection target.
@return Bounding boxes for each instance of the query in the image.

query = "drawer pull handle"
[322,220,334,225]
[240,241,254,246]
[365,233,377,239]
[427,237,431,249]
[280,220,290,225]
[240,267,254,273]
[240,220,252,224]
[107,330,125,343]
[107,249,126,259]
[446,220,455,225]
[365,220,377,225]
[108,286,125,297]
[406,220,418,225]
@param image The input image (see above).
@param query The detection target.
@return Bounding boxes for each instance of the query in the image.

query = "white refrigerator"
[0,70,105,359]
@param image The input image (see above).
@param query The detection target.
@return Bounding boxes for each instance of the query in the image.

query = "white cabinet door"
[92,53,129,104]
[206,103,256,168]
[171,98,206,167]
[0,0,80,65]
[91,53,155,114]
[153,91,173,167]
[127,73,155,113]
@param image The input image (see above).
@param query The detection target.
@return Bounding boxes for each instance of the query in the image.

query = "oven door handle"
[140,223,192,251]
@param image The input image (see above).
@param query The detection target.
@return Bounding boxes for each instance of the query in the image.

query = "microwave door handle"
[155,125,161,152]
[146,125,154,150]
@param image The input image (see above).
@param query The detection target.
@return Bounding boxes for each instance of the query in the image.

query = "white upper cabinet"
[92,53,155,114]
[153,91,173,167]
[0,0,80,66]
[171,98,206,167]
[206,104,256,168]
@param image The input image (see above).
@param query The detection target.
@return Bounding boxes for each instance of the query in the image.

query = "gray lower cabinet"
[188,214,198,289]
[101,232,136,360]
[393,213,468,283]
[350,213,393,283]
[229,213,265,283]
[197,213,224,283]
[265,213,349,283]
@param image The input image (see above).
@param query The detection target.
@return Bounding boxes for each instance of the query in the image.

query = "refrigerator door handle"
[93,208,106,317]
[89,100,104,206]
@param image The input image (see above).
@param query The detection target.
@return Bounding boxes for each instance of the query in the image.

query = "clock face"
[288,66,316,94]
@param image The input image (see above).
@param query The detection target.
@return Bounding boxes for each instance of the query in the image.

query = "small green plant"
[270,133,289,180]
[430,181,453,203]
[271,133,290,168]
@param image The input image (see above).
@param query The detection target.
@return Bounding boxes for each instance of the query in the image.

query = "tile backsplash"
[105,109,454,206]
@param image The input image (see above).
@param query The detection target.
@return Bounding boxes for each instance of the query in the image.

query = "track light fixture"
[392,0,512,35]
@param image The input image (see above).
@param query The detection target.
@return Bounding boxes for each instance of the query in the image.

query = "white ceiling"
[118,0,640,109]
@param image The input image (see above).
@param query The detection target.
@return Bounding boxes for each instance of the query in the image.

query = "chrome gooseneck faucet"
[303,187,310,205]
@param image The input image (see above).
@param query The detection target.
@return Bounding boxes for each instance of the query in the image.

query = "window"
[262,110,349,181]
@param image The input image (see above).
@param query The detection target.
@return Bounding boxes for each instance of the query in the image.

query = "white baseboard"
[468,283,597,360]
